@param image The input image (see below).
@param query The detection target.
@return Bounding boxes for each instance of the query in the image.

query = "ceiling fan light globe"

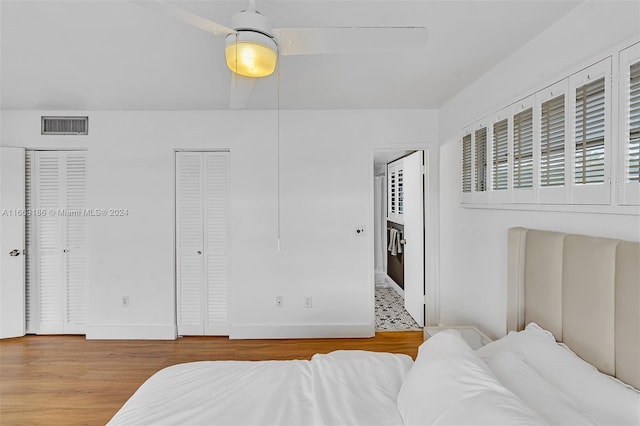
[225,41,277,77]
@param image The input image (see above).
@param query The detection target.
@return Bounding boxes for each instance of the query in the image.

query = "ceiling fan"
[132,0,428,108]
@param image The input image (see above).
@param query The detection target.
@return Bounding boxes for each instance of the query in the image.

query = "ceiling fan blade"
[130,0,236,36]
[274,27,427,56]
[230,73,257,109]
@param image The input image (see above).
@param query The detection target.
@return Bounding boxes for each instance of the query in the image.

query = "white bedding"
[109,325,640,426]
[108,350,413,426]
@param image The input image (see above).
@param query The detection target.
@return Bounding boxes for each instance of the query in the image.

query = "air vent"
[41,116,88,135]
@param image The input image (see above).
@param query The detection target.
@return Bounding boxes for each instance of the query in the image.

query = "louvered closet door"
[176,151,230,336]
[33,151,88,334]
[203,152,230,335]
[35,152,65,333]
[64,152,88,333]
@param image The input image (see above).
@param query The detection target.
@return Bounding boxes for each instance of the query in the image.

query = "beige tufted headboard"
[507,227,640,389]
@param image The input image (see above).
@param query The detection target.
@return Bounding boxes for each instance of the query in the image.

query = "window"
[540,95,565,188]
[458,46,633,210]
[462,133,472,193]
[513,108,534,190]
[387,159,404,223]
[492,119,508,190]
[619,42,640,205]
[475,127,487,192]
[570,58,611,205]
[629,60,640,183]
[574,77,606,185]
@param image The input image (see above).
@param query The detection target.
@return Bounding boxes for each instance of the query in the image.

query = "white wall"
[438,1,640,339]
[1,109,437,339]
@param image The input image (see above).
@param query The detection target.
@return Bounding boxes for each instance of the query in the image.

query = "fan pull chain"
[276,51,281,252]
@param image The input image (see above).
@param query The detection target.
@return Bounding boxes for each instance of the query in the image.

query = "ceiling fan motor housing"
[225,10,278,77]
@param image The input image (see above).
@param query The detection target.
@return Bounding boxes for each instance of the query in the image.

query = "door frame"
[370,146,440,328]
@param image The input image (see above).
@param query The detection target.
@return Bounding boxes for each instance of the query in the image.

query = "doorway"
[373,149,426,331]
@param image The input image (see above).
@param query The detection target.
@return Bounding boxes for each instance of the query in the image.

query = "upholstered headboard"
[507,227,640,389]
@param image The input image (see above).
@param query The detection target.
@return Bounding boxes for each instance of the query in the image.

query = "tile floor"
[375,287,422,331]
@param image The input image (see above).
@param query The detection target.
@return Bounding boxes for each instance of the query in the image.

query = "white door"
[176,151,230,335]
[402,151,425,327]
[0,147,26,339]
[32,151,88,334]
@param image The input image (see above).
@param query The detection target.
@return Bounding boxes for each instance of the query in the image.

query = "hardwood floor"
[0,331,423,425]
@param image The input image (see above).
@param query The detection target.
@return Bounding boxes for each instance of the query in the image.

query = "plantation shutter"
[628,61,640,183]
[513,108,533,189]
[204,152,230,334]
[492,119,508,190]
[540,95,565,187]
[575,77,606,185]
[387,160,404,222]
[388,167,397,215]
[475,128,487,192]
[462,134,472,193]
[397,168,404,215]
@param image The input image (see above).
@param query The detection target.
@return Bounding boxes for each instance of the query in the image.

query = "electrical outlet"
[276,296,283,307]
[304,296,312,308]
[122,296,129,307]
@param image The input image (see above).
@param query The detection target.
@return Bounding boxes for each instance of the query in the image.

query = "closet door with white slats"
[204,152,230,335]
[176,152,205,335]
[176,151,229,336]
[64,152,88,333]
[32,151,88,334]
[35,152,66,333]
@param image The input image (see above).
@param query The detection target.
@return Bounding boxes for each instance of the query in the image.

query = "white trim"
[384,274,404,296]
[86,324,178,340]
[229,324,374,339]
[463,202,639,216]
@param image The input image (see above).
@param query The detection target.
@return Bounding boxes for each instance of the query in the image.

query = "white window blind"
[462,134,472,193]
[492,119,508,190]
[397,169,404,215]
[628,60,640,183]
[618,44,639,205]
[513,108,533,189]
[475,127,487,192]
[387,159,404,223]
[540,95,565,187]
[575,77,606,185]
[389,168,397,214]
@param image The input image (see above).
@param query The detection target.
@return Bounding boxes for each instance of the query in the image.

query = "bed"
[109,228,640,425]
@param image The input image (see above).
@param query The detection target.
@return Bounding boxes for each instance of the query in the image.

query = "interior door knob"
[9,249,20,257]
[197,250,202,255]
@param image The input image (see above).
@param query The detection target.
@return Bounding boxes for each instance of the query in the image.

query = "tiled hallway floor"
[375,287,421,331]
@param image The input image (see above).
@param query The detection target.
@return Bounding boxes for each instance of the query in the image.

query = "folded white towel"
[388,228,403,256]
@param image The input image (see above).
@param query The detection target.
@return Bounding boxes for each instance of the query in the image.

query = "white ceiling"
[0,0,583,111]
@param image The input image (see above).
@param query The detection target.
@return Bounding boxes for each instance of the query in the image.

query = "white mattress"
[109,325,640,426]
[108,350,413,426]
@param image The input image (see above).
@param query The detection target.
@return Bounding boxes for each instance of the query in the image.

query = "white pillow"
[397,330,545,425]
[484,350,597,425]
[476,323,640,426]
